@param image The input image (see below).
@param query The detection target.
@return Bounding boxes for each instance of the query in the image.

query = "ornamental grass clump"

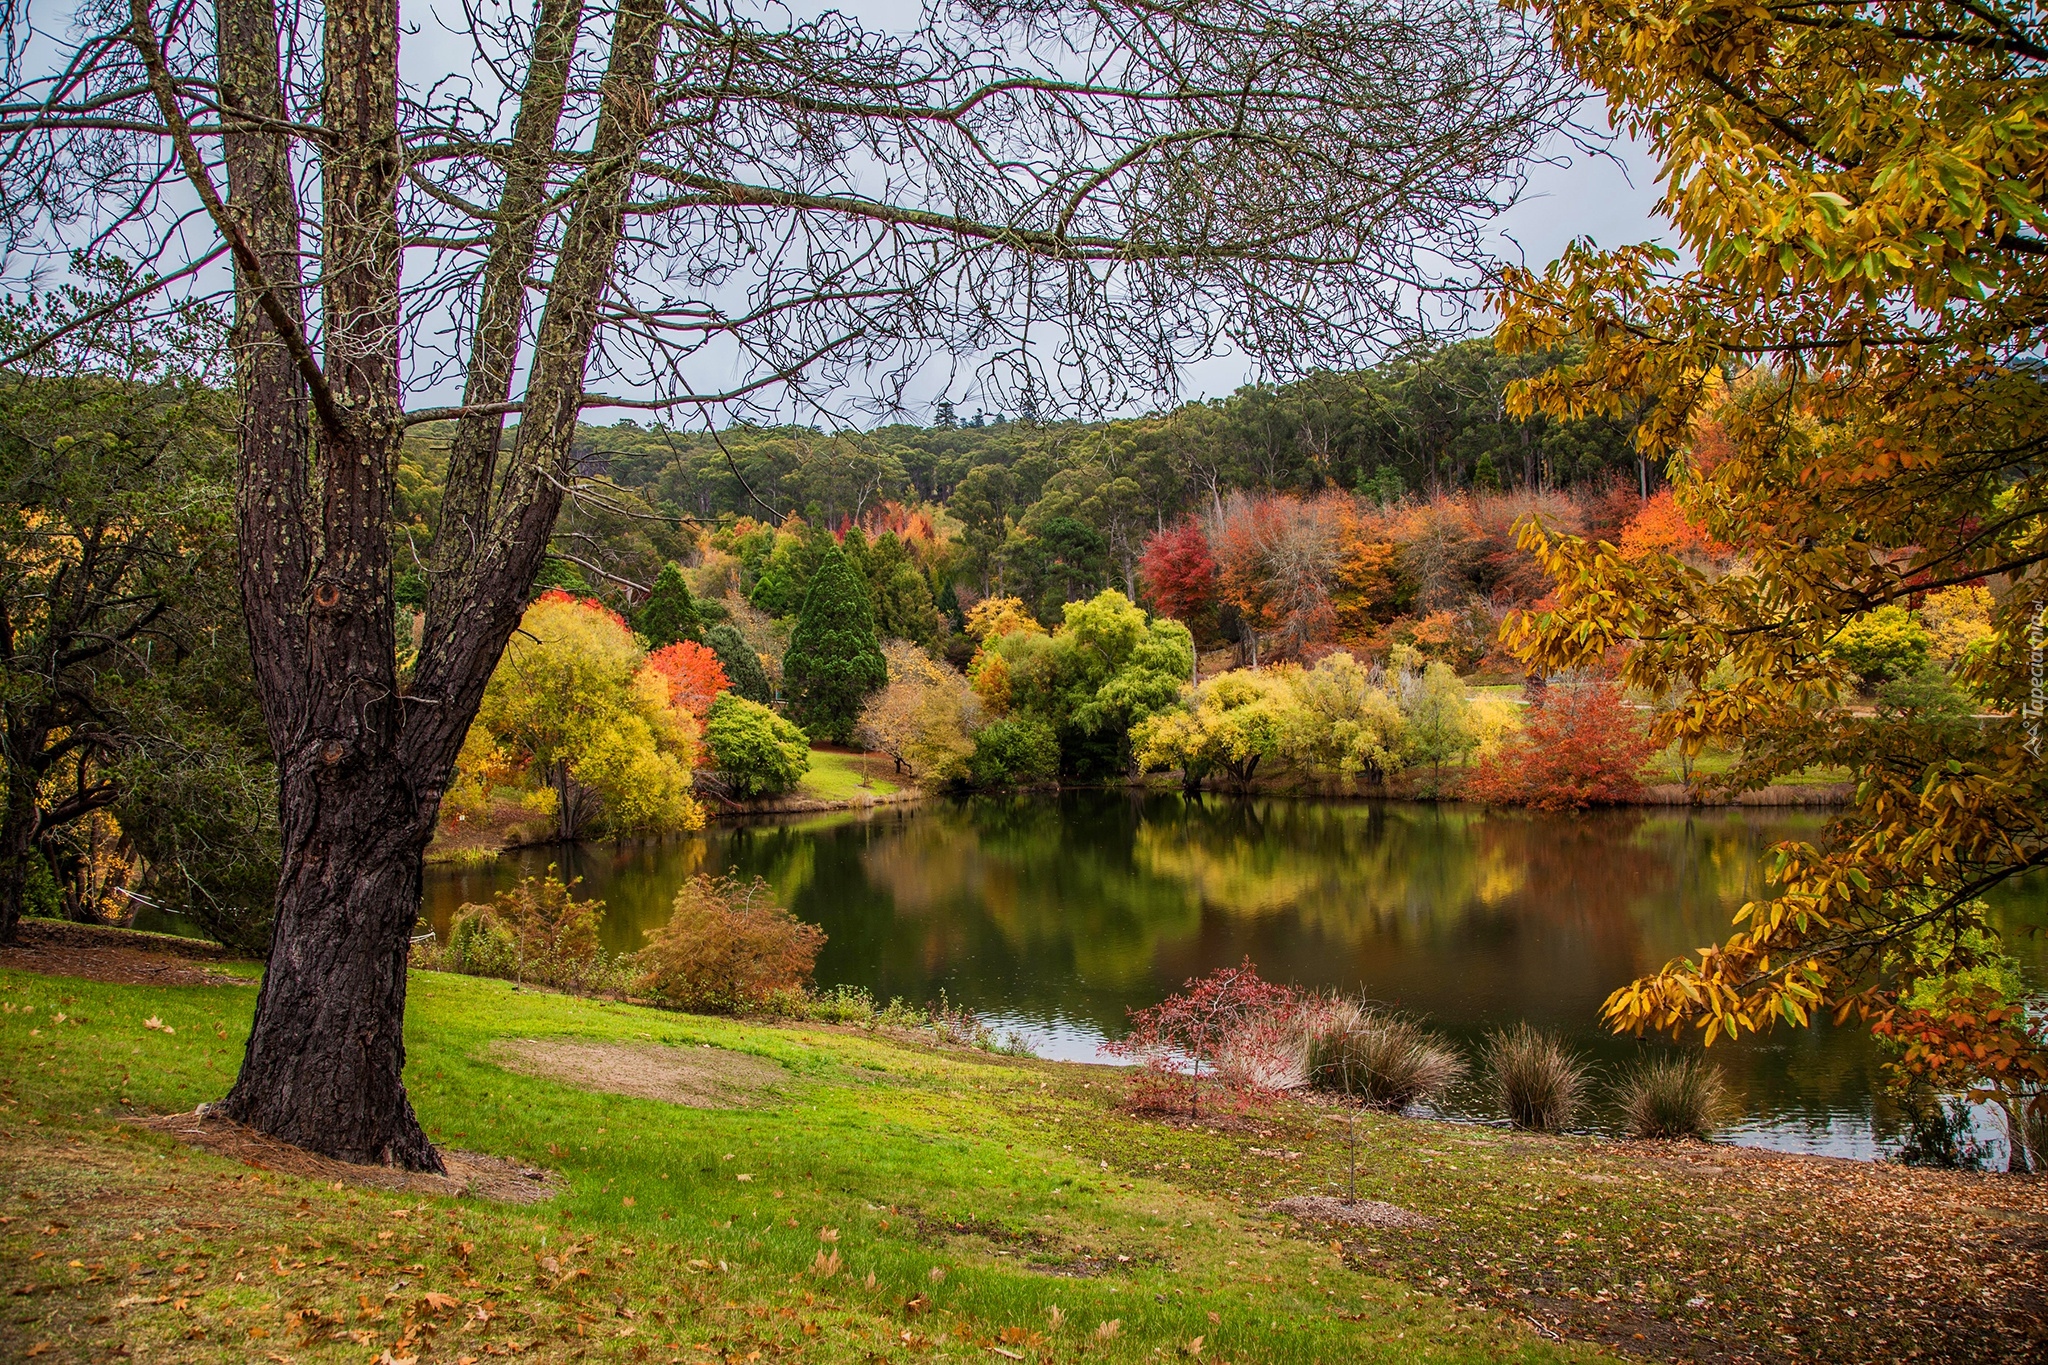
[1615,1054,1729,1140]
[1484,1023,1589,1131]
[1301,999,1465,1111]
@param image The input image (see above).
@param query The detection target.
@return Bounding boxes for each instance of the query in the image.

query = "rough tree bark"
[172,0,663,1167]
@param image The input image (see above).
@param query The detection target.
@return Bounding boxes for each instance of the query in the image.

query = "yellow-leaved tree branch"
[1495,0,2048,1165]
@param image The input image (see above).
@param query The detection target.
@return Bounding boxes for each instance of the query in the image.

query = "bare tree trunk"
[0,774,38,940]
[204,0,662,1169]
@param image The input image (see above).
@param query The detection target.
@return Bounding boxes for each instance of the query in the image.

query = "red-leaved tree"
[1139,519,1219,624]
[1465,676,1659,811]
[645,641,730,718]
[1618,488,1734,570]
[1106,958,1298,1118]
[1209,492,1344,661]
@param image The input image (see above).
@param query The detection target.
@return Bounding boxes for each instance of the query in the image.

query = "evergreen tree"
[935,578,965,633]
[783,545,887,741]
[636,562,705,646]
[865,531,941,645]
[705,622,773,703]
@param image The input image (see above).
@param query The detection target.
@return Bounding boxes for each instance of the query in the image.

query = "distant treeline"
[517,337,1645,599]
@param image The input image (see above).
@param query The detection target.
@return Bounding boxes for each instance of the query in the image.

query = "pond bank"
[1148,771,1853,807]
[3,946,2043,1365]
[421,794,2048,1161]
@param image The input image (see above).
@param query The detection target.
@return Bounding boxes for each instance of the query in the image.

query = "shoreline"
[0,918,2012,1171]
[1129,772,1853,808]
[426,775,1846,861]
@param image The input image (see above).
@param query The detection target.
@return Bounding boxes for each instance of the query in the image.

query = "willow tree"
[1495,0,2048,1123]
[0,0,1571,1167]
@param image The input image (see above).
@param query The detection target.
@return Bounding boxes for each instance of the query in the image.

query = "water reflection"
[421,793,2048,1158]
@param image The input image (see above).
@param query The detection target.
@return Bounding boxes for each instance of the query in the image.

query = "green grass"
[1643,742,1851,788]
[800,749,899,800]
[3,960,2027,1365]
[0,964,1594,1365]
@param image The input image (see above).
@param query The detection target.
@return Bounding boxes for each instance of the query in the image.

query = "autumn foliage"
[645,640,730,717]
[1464,676,1657,810]
[1617,488,1731,567]
[1138,519,1219,622]
[1105,958,1299,1117]
[635,873,826,1012]
[1125,481,1698,668]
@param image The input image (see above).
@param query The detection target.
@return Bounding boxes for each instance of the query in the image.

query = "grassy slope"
[0,965,1593,1365]
[800,749,900,800]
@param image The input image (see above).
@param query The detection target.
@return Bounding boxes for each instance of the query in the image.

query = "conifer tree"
[636,563,705,647]
[784,546,887,741]
[706,623,774,704]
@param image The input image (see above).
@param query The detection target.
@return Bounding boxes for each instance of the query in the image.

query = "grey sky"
[401,1,1675,416]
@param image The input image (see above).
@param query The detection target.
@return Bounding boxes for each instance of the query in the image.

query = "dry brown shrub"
[634,873,824,1012]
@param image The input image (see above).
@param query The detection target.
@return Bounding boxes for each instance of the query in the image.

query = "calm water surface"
[421,794,2048,1160]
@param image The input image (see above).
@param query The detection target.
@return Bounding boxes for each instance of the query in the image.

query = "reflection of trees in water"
[851,795,1202,1007]
[418,837,713,955]
[1621,810,1828,968]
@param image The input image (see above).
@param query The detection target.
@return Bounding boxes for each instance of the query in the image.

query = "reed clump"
[1301,999,1466,1111]
[1483,1023,1588,1131]
[1615,1054,1728,1140]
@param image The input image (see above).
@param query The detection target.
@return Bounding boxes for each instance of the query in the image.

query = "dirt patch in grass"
[130,1111,562,1204]
[0,918,251,987]
[484,1036,785,1107]
[1268,1195,1436,1229]
[897,1205,1157,1279]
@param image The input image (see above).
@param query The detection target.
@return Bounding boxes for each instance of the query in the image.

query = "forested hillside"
[420,336,1652,638]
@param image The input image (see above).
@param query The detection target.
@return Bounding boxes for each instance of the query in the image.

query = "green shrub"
[1829,605,1932,688]
[444,906,519,977]
[1891,1087,1989,1169]
[968,716,1060,787]
[430,870,634,992]
[1614,1054,1728,1139]
[21,850,63,920]
[1483,1023,1589,1131]
[634,873,825,1012]
[1301,1000,1465,1110]
[704,693,810,797]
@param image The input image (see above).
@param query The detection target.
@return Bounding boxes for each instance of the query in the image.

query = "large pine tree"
[636,563,705,647]
[783,545,886,741]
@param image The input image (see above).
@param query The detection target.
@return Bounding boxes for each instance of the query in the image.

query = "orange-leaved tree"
[645,641,730,719]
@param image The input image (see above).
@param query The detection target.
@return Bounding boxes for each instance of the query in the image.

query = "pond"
[420,794,2048,1162]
